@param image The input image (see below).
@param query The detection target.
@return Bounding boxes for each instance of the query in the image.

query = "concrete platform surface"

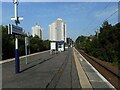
[74,48,116,90]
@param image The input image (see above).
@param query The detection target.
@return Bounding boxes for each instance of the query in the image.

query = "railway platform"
[1,48,117,89]
[73,48,116,89]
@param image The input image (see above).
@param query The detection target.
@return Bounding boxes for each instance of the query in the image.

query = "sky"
[2,1,118,41]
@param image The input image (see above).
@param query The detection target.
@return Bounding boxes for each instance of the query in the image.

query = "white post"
[25,46,28,64]
[15,37,18,49]
[25,37,28,64]
[14,2,18,20]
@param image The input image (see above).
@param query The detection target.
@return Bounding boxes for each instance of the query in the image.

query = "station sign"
[57,41,64,45]
[8,24,23,35]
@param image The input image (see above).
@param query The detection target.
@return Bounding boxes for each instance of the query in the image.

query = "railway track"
[77,49,120,89]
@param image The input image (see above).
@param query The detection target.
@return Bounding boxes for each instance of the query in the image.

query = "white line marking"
[80,58,83,61]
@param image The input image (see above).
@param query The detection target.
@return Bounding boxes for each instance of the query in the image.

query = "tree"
[1,25,50,60]
[75,21,120,67]
[2,25,15,59]
[29,35,45,54]
[43,40,50,50]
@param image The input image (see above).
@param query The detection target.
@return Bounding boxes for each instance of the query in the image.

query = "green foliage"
[2,25,15,59]
[29,35,45,53]
[66,38,74,45]
[43,40,50,50]
[1,25,50,60]
[75,21,120,67]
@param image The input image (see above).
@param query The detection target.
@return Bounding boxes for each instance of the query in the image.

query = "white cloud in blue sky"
[2,2,118,41]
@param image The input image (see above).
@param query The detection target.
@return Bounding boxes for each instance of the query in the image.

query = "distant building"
[49,18,67,42]
[49,18,67,52]
[32,23,43,39]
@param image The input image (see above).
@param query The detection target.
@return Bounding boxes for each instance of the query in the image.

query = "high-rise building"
[49,18,67,42]
[32,24,43,39]
[49,18,67,52]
